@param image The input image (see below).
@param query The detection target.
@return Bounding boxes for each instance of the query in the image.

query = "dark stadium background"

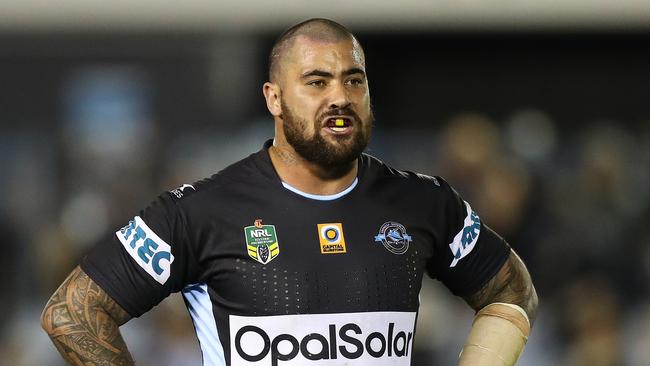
[1,4,649,365]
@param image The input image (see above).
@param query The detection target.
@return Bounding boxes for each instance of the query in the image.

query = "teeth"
[331,127,347,132]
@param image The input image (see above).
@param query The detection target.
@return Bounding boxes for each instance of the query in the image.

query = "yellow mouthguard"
[335,118,345,127]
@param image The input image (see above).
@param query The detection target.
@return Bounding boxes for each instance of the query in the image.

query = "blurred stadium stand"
[1,3,649,365]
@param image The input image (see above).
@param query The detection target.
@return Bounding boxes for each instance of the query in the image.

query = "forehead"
[284,35,365,74]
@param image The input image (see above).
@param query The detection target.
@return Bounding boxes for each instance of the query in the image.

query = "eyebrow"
[300,67,366,79]
[342,67,366,77]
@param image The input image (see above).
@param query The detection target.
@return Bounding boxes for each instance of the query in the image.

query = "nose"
[328,82,351,110]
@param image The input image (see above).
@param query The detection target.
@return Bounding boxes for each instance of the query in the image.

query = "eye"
[346,77,364,86]
[307,79,326,87]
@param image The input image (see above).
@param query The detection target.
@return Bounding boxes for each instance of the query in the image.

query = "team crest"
[317,223,347,254]
[244,219,280,264]
[374,222,412,255]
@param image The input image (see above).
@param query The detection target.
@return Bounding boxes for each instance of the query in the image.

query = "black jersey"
[81,140,510,366]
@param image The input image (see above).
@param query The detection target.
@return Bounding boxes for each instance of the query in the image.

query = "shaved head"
[262,18,372,176]
[268,18,364,82]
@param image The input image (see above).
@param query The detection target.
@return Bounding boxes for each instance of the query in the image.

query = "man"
[42,18,537,366]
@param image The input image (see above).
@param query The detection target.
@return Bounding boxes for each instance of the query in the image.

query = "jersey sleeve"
[80,192,199,317]
[426,178,511,297]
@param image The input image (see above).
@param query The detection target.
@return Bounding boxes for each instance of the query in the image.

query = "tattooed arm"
[463,250,538,324]
[41,266,135,366]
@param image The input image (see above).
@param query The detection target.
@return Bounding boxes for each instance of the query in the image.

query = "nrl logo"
[244,219,280,265]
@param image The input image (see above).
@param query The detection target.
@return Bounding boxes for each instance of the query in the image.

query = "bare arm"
[463,250,538,326]
[41,266,135,366]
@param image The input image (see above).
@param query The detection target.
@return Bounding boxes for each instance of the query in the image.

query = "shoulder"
[165,150,265,206]
[361,152,447,191]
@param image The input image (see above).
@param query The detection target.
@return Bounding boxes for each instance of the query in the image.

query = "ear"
[263,82,282,117]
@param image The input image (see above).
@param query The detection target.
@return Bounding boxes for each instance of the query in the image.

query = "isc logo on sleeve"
[116,216,175,284]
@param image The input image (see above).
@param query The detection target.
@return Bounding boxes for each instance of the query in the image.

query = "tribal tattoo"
[41,266,135,366]
[463,251,539,326]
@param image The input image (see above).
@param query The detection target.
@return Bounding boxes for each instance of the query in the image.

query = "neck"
[269,140,358,196]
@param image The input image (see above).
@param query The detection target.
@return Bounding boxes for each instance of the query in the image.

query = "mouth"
[322,116,354,135]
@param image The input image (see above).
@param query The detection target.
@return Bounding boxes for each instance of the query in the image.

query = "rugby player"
[42,18,538,366]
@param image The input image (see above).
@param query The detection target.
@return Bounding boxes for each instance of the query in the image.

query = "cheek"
[287,92,321,118]
[355,92,371,116]
[294,86,329,111]
[350,85,369,104]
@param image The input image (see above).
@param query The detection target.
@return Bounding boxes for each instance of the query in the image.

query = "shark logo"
[374,222,412,255]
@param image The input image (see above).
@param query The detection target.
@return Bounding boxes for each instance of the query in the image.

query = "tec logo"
[448,201,481,267]
[317,223,347,254]
[116,216,174,284]
[244,219,280,265]
[374,222,412,255]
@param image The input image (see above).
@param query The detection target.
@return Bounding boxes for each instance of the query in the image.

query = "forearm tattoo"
[41,266,135,366]
[463,252,538,325]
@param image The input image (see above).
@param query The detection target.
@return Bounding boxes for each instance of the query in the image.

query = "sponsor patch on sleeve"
[448,201,481,267]
[116,216,175,284]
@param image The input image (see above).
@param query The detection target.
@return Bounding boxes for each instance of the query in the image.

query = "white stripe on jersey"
[281,177,358,201]
[183,283,226,366]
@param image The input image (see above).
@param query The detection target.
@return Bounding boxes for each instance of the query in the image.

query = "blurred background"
[1,1,649,365]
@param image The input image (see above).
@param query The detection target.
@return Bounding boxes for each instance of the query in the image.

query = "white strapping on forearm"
[491,302,530,326]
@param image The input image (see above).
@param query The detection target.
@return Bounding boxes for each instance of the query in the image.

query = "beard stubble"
[281,100,372,178]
